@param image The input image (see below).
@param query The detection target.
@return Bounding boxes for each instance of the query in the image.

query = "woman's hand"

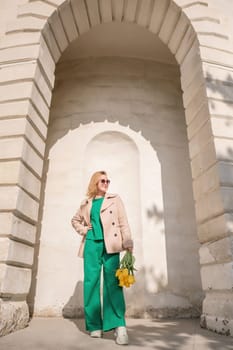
[126,247,133,253]
[87,224,92,230]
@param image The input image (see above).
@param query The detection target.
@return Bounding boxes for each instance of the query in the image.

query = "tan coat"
[71,193,133,258]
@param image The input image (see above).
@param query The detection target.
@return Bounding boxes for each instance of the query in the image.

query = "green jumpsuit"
[83,197,126,332]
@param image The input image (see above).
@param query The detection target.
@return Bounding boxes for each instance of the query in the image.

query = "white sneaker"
[115,326,129,345]
[90,330,102,338]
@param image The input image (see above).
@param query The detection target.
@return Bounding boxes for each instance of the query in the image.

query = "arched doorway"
[31,32,202,318]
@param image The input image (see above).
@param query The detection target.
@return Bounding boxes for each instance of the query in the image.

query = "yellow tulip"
[119,280,124,287]
[128,275,135,284]
[118,273,125,281]
[115,251,136,288]
[115,269,121,277]
[122,268,128,277]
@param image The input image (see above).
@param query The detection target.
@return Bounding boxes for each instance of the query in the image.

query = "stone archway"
[0,0,233,336]
[31,54,203,319]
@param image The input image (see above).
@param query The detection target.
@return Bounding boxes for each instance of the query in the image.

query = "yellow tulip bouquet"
[115,251,136,288]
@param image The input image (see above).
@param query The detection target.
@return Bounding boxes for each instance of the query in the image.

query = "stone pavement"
[0,318,233,350]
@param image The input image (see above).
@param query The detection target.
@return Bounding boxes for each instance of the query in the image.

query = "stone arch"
[0,0,233,336]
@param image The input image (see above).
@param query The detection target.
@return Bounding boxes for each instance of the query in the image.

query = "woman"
[71,171,133,345]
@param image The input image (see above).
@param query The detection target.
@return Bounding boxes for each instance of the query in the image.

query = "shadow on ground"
[69,318,233,350]
[0,318,233,350]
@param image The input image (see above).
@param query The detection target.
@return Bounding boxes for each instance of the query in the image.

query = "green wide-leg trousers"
[83,239,126,332]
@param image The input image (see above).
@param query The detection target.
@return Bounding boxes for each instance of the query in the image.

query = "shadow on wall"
[206,70,233,159]
[203,71,233,222]
[206,71,233,110]
[125,265,202,320]
[147,204,164,223]
[144,149,204,317]
[62,281,84,318]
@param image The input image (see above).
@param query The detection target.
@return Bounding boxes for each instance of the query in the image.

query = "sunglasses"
[99,179,110,185]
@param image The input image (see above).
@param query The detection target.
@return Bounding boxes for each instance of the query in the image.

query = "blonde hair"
[86,171,108,198]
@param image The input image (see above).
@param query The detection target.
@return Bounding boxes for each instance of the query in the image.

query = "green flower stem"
[119,251,136,275]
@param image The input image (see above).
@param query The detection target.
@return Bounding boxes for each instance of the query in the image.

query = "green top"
[86,197,104,240]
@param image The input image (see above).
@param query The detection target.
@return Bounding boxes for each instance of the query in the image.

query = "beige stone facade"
[0,0,233,338]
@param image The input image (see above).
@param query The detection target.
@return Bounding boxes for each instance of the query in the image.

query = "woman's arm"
[117,196,134,251]
[71,207,90,236]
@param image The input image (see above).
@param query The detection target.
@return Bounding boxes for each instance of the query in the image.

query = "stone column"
[0,0,78,335]
[0,33,54,335]
[197,62,233,335]
[181,41,233,335]
[0,98,43,335]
